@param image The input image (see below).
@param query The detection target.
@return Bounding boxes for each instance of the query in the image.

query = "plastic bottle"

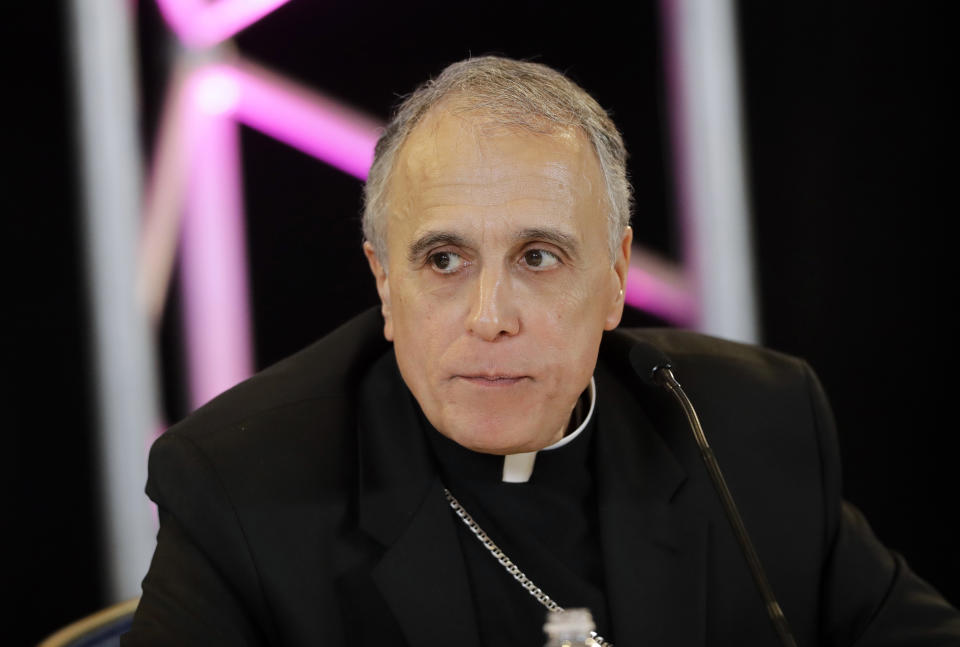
[543,608,596,647]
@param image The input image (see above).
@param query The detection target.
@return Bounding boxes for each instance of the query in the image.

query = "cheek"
[391,276,426,323]
[520,272,607,325]
[392,286,457,362]
[519,275,607,362]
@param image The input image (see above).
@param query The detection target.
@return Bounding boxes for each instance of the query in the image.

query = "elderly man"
[123,57,958,646]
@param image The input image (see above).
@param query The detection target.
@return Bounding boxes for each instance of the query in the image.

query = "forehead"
[399,108,594,188]
[386,107,607,241]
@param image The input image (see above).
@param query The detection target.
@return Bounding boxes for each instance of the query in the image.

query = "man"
[123,57,959,646]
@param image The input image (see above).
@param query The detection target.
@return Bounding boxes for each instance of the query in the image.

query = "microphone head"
[628,341,673,386]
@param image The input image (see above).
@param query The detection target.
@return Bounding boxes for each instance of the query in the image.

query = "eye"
[428,251,465,274]
[521,248,560,270]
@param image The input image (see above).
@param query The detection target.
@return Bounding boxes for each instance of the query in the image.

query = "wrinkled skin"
[365,107,631,454]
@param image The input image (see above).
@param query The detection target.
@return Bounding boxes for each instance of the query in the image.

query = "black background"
[9,1,949,644]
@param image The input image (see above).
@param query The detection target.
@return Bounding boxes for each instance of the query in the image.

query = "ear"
[603,226,632,331]
[363,241,394,341]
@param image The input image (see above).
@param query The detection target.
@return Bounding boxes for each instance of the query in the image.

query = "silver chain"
[443,488,614,647]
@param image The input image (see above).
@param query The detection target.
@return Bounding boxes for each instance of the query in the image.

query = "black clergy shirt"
[418,383,613,647]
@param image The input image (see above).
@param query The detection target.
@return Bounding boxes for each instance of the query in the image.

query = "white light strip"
[660,0,760,343]
[67,0,162,601]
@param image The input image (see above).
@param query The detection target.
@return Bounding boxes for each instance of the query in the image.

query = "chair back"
[38,597,139,647]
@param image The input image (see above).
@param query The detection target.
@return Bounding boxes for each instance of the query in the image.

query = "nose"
[466,265,520,341]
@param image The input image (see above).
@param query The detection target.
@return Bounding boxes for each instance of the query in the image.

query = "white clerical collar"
[501,376,596,483]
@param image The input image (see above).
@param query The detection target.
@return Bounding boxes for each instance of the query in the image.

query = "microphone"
[627,342,673,387]
[629,341,799,647]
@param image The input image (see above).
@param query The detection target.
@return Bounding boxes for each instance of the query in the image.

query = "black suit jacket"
[122,308,959,646]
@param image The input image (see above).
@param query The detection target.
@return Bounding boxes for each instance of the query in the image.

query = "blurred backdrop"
[9,1,948,644]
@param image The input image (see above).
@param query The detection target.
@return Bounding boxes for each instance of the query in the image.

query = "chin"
[442,416,558,455]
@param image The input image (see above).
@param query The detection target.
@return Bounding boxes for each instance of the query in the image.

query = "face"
[364,108,631,454]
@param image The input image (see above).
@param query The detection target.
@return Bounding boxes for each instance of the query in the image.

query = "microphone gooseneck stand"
[629,345,799,647]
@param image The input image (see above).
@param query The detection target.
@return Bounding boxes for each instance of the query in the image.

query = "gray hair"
[362,56,632,261]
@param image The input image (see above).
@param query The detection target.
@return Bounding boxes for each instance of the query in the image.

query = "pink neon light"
[140,66,193,323]
[230,63,382,180]
[193,66,242,115]
[140,61,382,328]
[180,77,254,408]
[156,0,291,48]
[625,259,696,325]
[140,59,382,409]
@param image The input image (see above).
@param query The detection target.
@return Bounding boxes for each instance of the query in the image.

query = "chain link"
[443,488,613,647]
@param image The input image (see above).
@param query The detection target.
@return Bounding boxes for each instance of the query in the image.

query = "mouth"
[455,374,530,387]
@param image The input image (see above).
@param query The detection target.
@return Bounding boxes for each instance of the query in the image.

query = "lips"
[455,374,529,386]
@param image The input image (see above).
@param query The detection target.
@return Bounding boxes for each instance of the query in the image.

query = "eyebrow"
[406,227,581,263]
[516,227,580,259]
[407,231,472,263]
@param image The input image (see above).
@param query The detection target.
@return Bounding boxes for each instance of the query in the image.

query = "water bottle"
[543,608,597,647]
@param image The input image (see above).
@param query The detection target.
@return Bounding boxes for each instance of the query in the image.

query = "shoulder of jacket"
[607,326,807,377]
[600,327,818,408]
[163,307,390,444]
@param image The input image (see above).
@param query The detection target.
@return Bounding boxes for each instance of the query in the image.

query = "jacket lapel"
[356,351,481,647]
[595,364,708,647]
[371,478,482,647]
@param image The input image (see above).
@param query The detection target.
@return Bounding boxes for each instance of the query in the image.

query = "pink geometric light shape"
[179,69,255,408]
[230,62,382,179]
[193,65,242,115]
[625,252,696,325]
[140,60,382,338]
[141,59,382,408]
[139,64,194,323]
[156,0,291,48]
